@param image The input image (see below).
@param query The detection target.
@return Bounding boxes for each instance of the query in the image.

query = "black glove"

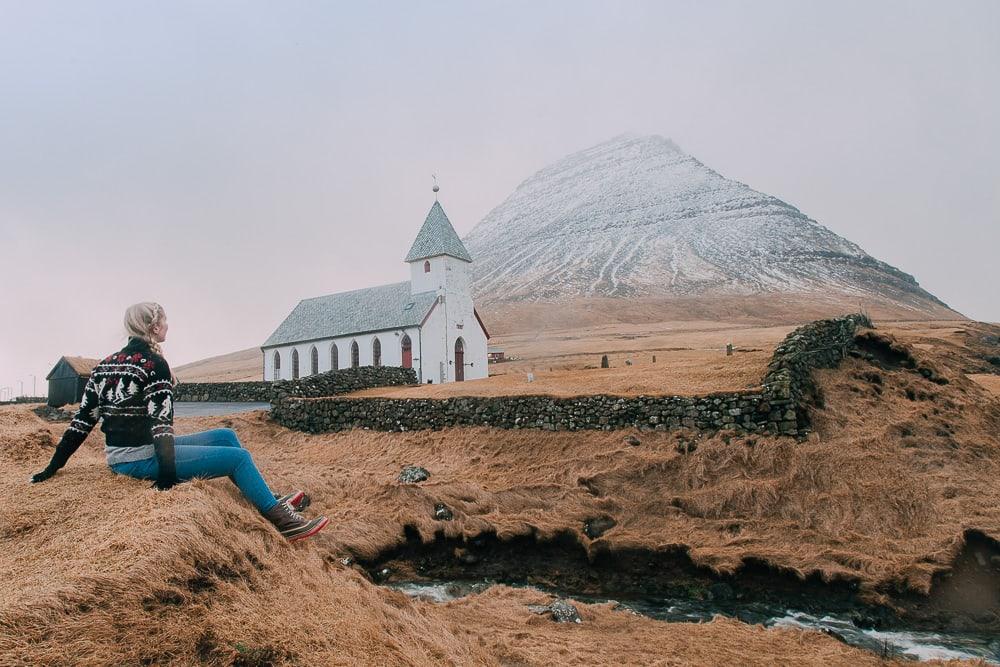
[29,466,58,483]
[152,436,177,492]
[151,478,177,491]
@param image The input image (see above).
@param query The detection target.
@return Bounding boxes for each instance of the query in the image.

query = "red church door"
[401,334,412,369]
[454,338,465,382]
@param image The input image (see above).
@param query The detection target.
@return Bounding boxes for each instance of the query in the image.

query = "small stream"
[389,580,1000,663]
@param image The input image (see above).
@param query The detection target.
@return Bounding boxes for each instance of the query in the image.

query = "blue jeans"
[110,428,278,512]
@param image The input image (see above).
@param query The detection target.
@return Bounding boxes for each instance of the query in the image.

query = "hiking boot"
[274,490,311,512]
[262,501,329,542]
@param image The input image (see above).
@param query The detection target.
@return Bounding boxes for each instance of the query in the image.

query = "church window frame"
[291,349,299,380]
[272,351,281,381]
[309,345,319,376]
[350,340,359,368]
[372,337,382,367]
[423,260,430,273]
[330,343,339,371]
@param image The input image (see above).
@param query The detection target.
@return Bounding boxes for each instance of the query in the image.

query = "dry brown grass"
[0,408,895,666]
[969,374,1000,399]
[352,348,770,398]
[3,320,998,665]
[480,294,963,337]
[175,347,262,383]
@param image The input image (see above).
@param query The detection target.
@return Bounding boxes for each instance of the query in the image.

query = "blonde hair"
[124,302,166,356]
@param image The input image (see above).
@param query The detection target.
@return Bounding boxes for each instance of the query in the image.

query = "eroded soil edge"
[361,527,1000,635]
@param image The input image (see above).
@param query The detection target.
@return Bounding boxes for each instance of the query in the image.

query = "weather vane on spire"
[431,173,440,200]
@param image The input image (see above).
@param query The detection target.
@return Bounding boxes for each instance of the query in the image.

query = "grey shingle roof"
[262,281,437,348]
[404,201,473,263]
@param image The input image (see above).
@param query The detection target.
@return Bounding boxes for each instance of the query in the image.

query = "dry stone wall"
[174,366,416,403]
[271,391,769,433]
[270,314,873,437]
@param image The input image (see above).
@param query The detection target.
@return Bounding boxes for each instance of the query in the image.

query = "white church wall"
[409,255,445,295]
[453,318,489,381]
[442,256,488,382]
[418,302,448,384]
[263,326,424,382]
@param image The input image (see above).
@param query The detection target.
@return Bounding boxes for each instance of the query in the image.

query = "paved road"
[174,402,270,417]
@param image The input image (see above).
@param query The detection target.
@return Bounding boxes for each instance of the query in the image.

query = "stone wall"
[0,396,47,406]
[270,314,873,437]
[271,391,770,434]
[760,312,873,433]
[174,366,417,403]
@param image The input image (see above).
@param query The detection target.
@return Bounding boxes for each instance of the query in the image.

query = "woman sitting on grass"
[30,302,328,543]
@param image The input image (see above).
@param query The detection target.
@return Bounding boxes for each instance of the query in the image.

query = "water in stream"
[389,580,1000,663]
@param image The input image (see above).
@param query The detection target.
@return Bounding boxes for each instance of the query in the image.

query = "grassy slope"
[1,409,891,666]
[2,321,998,665]
[175,347,262,384]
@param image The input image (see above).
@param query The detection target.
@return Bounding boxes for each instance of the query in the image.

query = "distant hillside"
[174,347,261,383]
[463,134,959,321]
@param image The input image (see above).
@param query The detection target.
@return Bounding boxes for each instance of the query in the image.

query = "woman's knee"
[230,447,253,468]
[208,428,242,447]
[223,428,242,447]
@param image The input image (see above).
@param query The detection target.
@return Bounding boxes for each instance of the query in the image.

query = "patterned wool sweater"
[44,337,177,485]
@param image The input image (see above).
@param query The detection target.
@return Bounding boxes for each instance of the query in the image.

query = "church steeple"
[405,200,473,264]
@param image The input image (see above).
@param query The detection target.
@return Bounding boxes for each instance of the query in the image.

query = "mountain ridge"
[463,134,952,317]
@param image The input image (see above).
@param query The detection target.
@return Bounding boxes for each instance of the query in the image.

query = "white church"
[261,195,490,384]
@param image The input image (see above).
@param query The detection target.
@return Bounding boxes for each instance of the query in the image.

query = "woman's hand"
[29,467,56,483]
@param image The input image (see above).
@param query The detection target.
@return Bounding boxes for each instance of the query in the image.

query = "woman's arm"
[30,377,101,482]
[144,357,177,490]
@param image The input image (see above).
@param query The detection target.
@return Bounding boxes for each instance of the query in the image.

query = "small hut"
[487,346,506,363]
[46,356,99,407]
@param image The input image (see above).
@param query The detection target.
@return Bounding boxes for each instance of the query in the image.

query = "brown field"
[4,317,998,665]
[479,293,963,336]
[174,292,965,385]
[351,348,771,398]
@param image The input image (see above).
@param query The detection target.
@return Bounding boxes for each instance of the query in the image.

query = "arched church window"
[330,343,339,371]
[400,334,412,369]
[424,260,430,273]
[310,346,318,376]
[351,340,359,368]
[372,337,382,367]
[291,349,299,380]
[272,351,281,381]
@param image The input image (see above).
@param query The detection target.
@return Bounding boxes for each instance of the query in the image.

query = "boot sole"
[286,516,329,543]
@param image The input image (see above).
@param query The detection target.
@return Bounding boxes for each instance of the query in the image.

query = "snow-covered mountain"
[464,134,951,316]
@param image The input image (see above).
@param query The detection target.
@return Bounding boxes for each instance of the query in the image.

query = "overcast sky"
[1,0,997,396]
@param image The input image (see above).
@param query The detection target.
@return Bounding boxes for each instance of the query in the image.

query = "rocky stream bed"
[362,528,1000,663]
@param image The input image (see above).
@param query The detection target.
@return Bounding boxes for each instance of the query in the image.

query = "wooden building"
[488,346,506,363]
[46,356,99,407]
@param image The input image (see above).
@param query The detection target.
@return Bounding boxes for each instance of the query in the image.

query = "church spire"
[405,196,473,264]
